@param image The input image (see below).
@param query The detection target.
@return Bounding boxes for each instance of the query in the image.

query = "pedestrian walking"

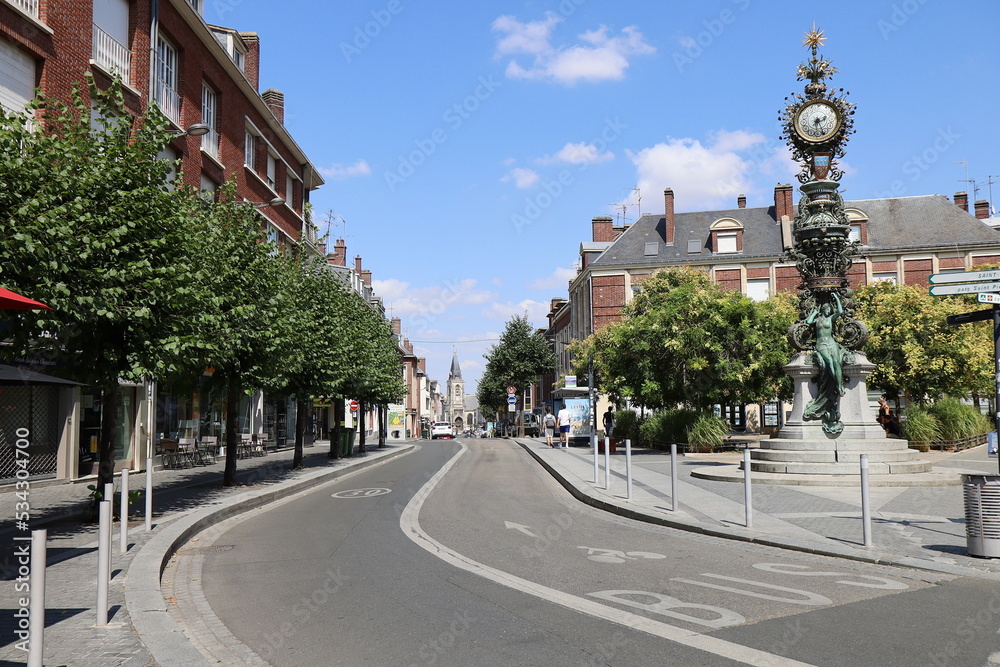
[543,407,557,447]
[602,407,615,439]
[557,405,572,447]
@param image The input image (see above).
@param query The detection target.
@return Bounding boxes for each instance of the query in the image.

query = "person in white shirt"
[557,406,572,447]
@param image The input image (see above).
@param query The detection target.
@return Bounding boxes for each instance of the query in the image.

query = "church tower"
[446,350,465,430]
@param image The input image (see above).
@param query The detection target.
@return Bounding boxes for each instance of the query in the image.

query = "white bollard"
[592,434,599,484]
[743,448,753,528]
[145,457,153,532]
[670,444,678,511]
[120,469,129,552]
[97,501,111,626]
[861,454,872,547]
[28,529,46,667]
[625,438,633,500]
[603,436,611,490]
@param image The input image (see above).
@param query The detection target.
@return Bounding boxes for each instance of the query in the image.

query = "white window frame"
[244,130,256,168]
[285,173,294,205]
[153,34,180,123]
[872,272,897,285]
[266,152,277,190]
[201,83,219,158]
[716,231,738,254]
[746,278,771,302]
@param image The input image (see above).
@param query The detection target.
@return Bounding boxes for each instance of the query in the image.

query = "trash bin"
[962,474,1000,558]
[340,428,356,457]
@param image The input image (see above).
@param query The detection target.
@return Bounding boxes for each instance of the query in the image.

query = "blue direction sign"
[507,396,517,405]
[929,269,1000,285]
[929,281,1000,296]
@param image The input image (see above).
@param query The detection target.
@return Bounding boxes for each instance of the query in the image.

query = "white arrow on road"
[504,521,538,537]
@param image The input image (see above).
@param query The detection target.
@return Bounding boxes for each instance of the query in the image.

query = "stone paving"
[0,441,386,666]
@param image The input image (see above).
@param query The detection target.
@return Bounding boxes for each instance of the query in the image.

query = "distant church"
[444,351,465,431]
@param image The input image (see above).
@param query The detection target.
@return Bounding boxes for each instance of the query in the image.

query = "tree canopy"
[477,315,555,416]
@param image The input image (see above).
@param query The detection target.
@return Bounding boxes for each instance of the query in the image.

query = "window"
[201,83,219,157]
[687,239,702,254]
[200,174,216,201]
[156,146,178,189]
[716,232,738,253]
[746,278,771,302]
[285,173,294,206]
[266,152,277,189]
[244,131,256,168]
[92,0,130,81]
[872,272,897,284]
[0,37,35,115]
[643,241,658,256]
[848,225,861,242]
[153,35,180,123]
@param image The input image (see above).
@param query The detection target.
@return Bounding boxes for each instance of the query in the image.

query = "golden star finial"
[803,23,826,50]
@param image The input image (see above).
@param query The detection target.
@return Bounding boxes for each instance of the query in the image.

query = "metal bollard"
[625,438,633,500]
[670,444,678,511]
[28,529,46,667]
[860,454,872,547]
[743,448,753,528]
[120,469,129,552]
[603,436,611,490]
[145,457,153,531]
[592,434,599,484]
[97,501,111,626]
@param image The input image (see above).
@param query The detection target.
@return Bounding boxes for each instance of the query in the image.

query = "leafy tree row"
[477,315,555,425]
[0,79,403,490]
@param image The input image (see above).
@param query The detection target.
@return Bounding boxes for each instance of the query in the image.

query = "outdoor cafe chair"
[238,433,253,459]
[197,436,218,465]
[177,438,198,468]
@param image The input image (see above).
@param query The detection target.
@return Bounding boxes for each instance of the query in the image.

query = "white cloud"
[318,159,371,180]
[482,299,551,324]
[492,15,654,85]
[372,278,497,320]
[501,167,541,189]
[627,130,792,210]
[539,141,614,166]
[527,267,577,291]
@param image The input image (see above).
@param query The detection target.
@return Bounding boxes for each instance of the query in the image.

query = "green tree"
[855,281,992,404]
[478,315,556,426]
[582,268,794,410]
[0,79,212,490]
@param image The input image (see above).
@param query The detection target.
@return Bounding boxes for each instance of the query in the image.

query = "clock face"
[795,100,841,143]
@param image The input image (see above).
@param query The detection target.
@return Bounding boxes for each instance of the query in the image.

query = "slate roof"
[590,194,1000,268]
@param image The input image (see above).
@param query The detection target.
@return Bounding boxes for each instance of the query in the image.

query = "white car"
[431,422,454,439]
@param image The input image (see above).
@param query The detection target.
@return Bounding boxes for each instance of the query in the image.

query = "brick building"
[552,184,1000,430]
[0,0,327,478]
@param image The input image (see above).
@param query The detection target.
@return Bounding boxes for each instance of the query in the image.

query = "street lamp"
[254,197,285,208]
[173,122,210,138]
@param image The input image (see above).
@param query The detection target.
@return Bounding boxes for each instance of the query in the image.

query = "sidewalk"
[514,438,1000,579]
[0,441,414,666]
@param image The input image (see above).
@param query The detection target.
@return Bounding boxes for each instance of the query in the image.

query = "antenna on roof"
[953,161,978,199]
[986,175,998,216]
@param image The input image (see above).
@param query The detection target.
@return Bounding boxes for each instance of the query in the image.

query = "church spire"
[449,350,462,379]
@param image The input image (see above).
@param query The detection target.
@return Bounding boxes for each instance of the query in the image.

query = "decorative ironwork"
[780,28,868,435]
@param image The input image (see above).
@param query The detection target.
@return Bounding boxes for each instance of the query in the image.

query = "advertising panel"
[564,397,591,437]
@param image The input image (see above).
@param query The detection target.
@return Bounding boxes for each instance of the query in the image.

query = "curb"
[513,439,1000,582]
[125,445,414,666]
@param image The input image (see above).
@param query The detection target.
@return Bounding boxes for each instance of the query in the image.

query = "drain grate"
[176,544,236,556]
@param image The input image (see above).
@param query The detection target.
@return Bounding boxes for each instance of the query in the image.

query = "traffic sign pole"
[995,307,1000,474]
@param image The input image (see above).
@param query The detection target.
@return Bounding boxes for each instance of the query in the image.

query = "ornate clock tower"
[747,27,930,475]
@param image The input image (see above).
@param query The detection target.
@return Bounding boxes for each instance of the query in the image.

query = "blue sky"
[206,0,999,393]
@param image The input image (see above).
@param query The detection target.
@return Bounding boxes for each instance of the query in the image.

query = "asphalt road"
[199,439,1000,666]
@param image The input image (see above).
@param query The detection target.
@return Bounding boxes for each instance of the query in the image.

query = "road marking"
[331,487,392,499]
[578,546,666,563]
[399,442,815,667]
[504,521,538,537]
[752,563,908,590]
[671,574,833,606]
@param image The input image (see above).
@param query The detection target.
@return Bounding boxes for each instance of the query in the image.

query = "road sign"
[979,293,1000,304]
[506,386,517,395]
[507,396,517,405]
[946,309,996,326]
[929,281,1000,296]
[349,400,359,412]
[508,403,516,412]
[929,269,1000,285]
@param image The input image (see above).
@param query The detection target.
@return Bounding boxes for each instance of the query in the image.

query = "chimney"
[954,191,969,212]
[418,358,426,374]
[331,239,347,266]
[775,184,794,222]
[403,338,413,355]
[663,188,675,244]
[390,317,401,337]
[591,216,614,243]
[262,88,284,124]
[975,200,990,220]
[360,269,372,286]
[318,242,327,255]
[354,255,363,273]
[737,194,747,209]
[239,32,260,90]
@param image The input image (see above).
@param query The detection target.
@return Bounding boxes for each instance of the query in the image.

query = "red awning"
[0,287,52,311]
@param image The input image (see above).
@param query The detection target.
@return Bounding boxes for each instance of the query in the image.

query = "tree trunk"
[97,383,120,493]
[330,397,342,459]
[378,403,385,448]
[358,400,367,454]
[293,399,306,468]
[223,378,240,487]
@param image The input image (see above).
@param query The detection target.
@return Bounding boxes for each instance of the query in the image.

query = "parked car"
[522,413,542,437]
[431,421,454,439]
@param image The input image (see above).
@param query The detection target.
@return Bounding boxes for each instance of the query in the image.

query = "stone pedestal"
[750,352,930,475]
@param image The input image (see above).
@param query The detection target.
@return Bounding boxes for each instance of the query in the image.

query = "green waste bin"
[340,428,356,457]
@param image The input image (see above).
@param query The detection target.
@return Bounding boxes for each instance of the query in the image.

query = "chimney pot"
[954,191,969,212]
[591,216,614,243]
[355,255,363,272]
[262,88,284,124]
[737,194,747,209]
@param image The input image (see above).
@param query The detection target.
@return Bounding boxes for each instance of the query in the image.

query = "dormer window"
[709,217,744,254]
[845,208,869,245]
[210,27,246,72]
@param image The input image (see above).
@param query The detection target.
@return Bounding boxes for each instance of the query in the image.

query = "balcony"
[11,0,38,18]
[202,129,219,159]
[152,79,181,124]
[92,23,131,82]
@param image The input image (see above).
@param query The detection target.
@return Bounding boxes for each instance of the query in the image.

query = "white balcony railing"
[92,23,131,82]
[152,78,181,124]
[12,0,38,18]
